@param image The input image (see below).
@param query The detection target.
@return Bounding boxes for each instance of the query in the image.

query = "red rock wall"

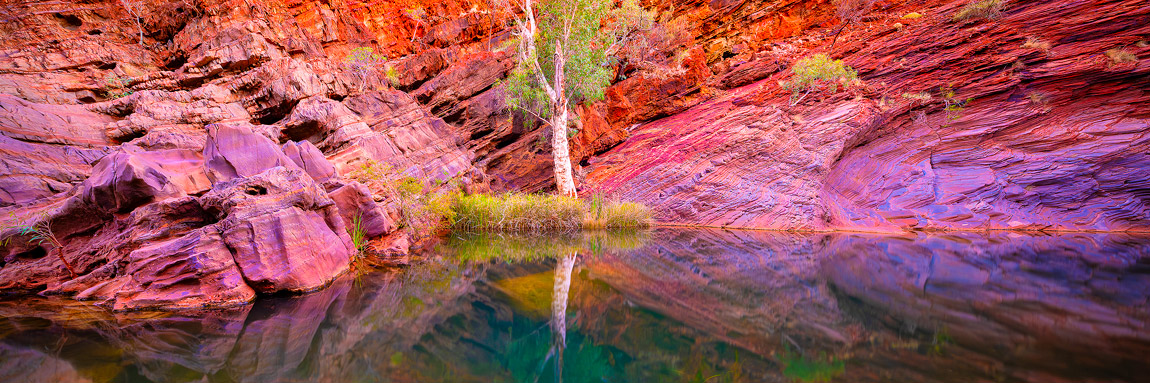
[584,0,1150,232]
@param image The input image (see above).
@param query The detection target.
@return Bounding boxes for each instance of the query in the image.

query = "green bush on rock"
[784,54,858,105]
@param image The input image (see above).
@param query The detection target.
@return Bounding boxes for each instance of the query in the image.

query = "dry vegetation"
[952,0,1006,22]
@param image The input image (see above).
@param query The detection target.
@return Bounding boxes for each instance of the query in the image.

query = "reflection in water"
[550,252,576,383]
[0,229,1148,382]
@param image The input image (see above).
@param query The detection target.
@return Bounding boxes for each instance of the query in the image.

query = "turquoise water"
[1,229,1148,382]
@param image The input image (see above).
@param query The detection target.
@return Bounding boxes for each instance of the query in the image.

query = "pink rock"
[203,124,298,184]
[0,134,109,206]
[283,140,336,182]
[327,181,395,238]
[200,167,354,293]
[75,228,256,311]
[80,147,205,213]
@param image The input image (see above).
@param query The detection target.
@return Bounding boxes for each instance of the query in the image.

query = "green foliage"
[403,7,426,21]
[385,65,401,86]
[778,349,845,383]
[952,0,1005,22]
[4,212,77,278]
[784,54,858,104]
[505,0,654,117]
[103,74,133,99]
[453,193,584,232]
[349,160,459,237]
[582,194,653,229]
[349,215,367,251]
[941,87,972,121]
[344,47,388,90]
[452,193,652,232]
[347,214,372,275]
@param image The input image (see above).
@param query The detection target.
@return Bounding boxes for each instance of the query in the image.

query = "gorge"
[0,0,1147,381]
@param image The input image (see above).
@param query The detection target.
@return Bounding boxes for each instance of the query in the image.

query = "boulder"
[80,147,209,213]
[200,166,354,293]
[283,140,337,182]
[327,181,395,238]
[203,124,298,184]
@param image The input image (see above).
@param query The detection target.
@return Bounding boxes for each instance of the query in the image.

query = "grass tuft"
[582,194,654,229]
[952,0,1005,22]
[453,193,583,232]
[1105,48,1138,64]
[1022,37,1052,52]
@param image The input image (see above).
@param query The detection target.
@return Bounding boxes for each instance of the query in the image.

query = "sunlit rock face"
[585,0,1150,231]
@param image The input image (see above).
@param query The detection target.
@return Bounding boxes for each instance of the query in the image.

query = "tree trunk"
[550,41,578,198]
[550,107,578,197]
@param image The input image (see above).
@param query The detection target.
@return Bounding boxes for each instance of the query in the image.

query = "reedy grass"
[452,193,652,233]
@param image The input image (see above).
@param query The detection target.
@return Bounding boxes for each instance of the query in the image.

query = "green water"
[1,228,1148,382]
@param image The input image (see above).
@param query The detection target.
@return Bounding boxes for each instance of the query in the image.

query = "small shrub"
[385,65,400,87]
[941,87,973,121]
[1105,48,1138,64]
[103,74,133,99]
[1027,91,1050,106]
[900,91,933,102]
[1022,37,1052,52]
[344,47,388,91]
[784,54,858,105]
[403,8,427,42]
[952,0,1005,22]
[1027,91,1052,113]
[902,12,924,19]
[349,160,459,237]
[8,213,77,278]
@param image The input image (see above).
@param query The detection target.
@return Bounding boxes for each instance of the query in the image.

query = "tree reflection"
[549,251,577,382]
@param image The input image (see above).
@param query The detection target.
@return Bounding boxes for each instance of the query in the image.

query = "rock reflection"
[0,229,1146,383]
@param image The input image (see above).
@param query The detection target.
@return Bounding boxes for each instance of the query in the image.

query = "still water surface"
[1,228,1148,382]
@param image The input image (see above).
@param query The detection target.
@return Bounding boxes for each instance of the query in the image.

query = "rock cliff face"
[0,0,1147,307]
